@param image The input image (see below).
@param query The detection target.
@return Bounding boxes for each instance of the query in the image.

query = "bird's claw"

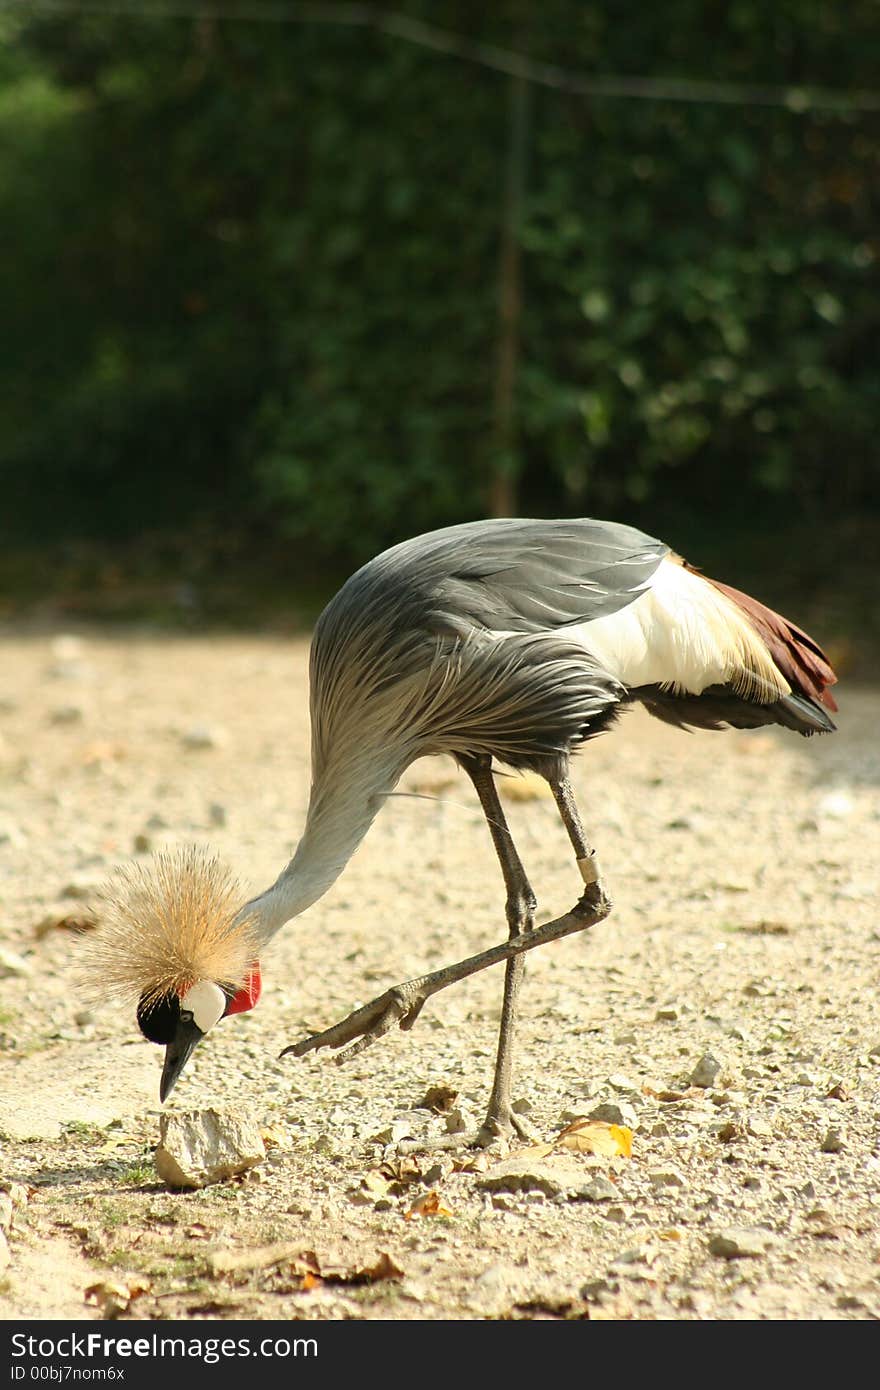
[280,984,427,1065]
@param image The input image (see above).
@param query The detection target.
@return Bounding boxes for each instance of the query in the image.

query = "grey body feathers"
[311,518,663,776]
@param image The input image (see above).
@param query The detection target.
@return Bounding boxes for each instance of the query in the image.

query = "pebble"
[154,1109,266,1189]
[477,1154,585,1198]
[49,705,84,725]
[690,1052,723,1088]
[655,1005,681,1021]
[574,1177,619,1203]
[180,724,228,751]
[821,1126,846,1153]
[0,947,31,979]
[709,1227,775,1259]
[589,1100,638,1129]
[648,1167,687,1189]
[816,791,854,819]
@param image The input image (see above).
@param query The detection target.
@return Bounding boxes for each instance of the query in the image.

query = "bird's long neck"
[244,749,408,944]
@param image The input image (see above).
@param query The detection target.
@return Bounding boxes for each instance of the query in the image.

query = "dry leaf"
[350,1252,405,1283]
[85,1277,150,1318]
[519,1142,556,1161]
[555,1119,633,1159]
[34,906,94,939]
[361,1171,391,1200]
[404,1189,453,1220]
[79,741,128,766]
[209,1242,314,1276]
[260,1123,291,1150]
[380,1155,423,1185]
[417,1084,458,1113]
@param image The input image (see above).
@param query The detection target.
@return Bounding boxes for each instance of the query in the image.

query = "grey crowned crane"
[87,518,838,1145]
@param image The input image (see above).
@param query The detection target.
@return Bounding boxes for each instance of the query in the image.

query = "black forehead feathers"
[137,991,181,1045]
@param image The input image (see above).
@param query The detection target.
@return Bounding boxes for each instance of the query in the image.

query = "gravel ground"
[0,627,878,1322]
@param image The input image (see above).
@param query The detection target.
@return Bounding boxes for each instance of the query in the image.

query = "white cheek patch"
[180,980,227,1034]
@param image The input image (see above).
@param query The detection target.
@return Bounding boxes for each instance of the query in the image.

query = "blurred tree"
[1,1,878,568]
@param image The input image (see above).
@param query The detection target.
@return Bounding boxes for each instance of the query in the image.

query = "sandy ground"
[0,627,878,1322]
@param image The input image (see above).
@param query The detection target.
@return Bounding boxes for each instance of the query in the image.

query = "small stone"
[0,819,25,848]
[816,791,854,819]
[477,1154,585,1198]
[154,1108,266,1189]
[821,1126,845,1154]
[746,1115,773,1138]
[690,1052,723,1088]
[209,803,228,827]
[655,1004,680,1021]
[74,1009,94,1027]
[709,1227,774,1259]
[181,724,227,751]
[49,705,84,725]
[589,1100,638,1129]
[61,873,105,900]
[133,832,152,853]
[648,1167,686,1189]
[445,1109,469,1135]
[574,1177,618,1203]
[0,947,31,979]
[607,1074,640,1094]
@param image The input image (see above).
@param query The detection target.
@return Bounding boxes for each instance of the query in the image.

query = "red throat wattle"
[224,962,262,1016]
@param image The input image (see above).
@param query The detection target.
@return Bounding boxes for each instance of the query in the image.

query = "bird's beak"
[159,1015,205,1102]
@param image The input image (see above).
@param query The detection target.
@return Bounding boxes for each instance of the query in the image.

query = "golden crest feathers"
[80,846,259,1008]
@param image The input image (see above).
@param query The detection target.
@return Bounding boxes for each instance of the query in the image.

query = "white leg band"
[577,853,601,885]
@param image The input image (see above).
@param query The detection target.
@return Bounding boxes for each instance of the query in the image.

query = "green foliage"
[1,2,878,567]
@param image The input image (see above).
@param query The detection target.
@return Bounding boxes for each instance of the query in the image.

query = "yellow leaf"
[554,1119,633,1158]
[404,1189,454,1220]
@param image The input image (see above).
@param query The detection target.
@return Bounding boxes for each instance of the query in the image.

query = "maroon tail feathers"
[694,568,838,715]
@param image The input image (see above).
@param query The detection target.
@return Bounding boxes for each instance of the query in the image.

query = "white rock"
[154,1109,266,1189]
[180,724,228,751]
[817,791,854,819]
[0,947,32,979]
[575,1177,619,1203]
[709,1227,775,1259]
[648,1167,687,1188]
[477,1154,585,1198]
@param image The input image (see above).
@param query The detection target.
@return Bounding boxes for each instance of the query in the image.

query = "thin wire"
[6,0,880,114]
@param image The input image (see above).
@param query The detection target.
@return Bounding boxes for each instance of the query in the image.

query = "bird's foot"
[398,1105,541,1155]
[280,982,428,1065]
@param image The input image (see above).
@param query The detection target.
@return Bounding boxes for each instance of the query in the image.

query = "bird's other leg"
[286,762,613,1132]
[545,764,605,899]
[458,753,537,1146]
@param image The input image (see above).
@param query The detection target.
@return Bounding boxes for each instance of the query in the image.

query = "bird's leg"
[458,753,537,1145]
[285,763,611,1144]
[284,882,611,1068]
[545,768,604,892]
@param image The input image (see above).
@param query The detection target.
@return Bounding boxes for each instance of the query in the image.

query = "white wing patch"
[565,557,790,701]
